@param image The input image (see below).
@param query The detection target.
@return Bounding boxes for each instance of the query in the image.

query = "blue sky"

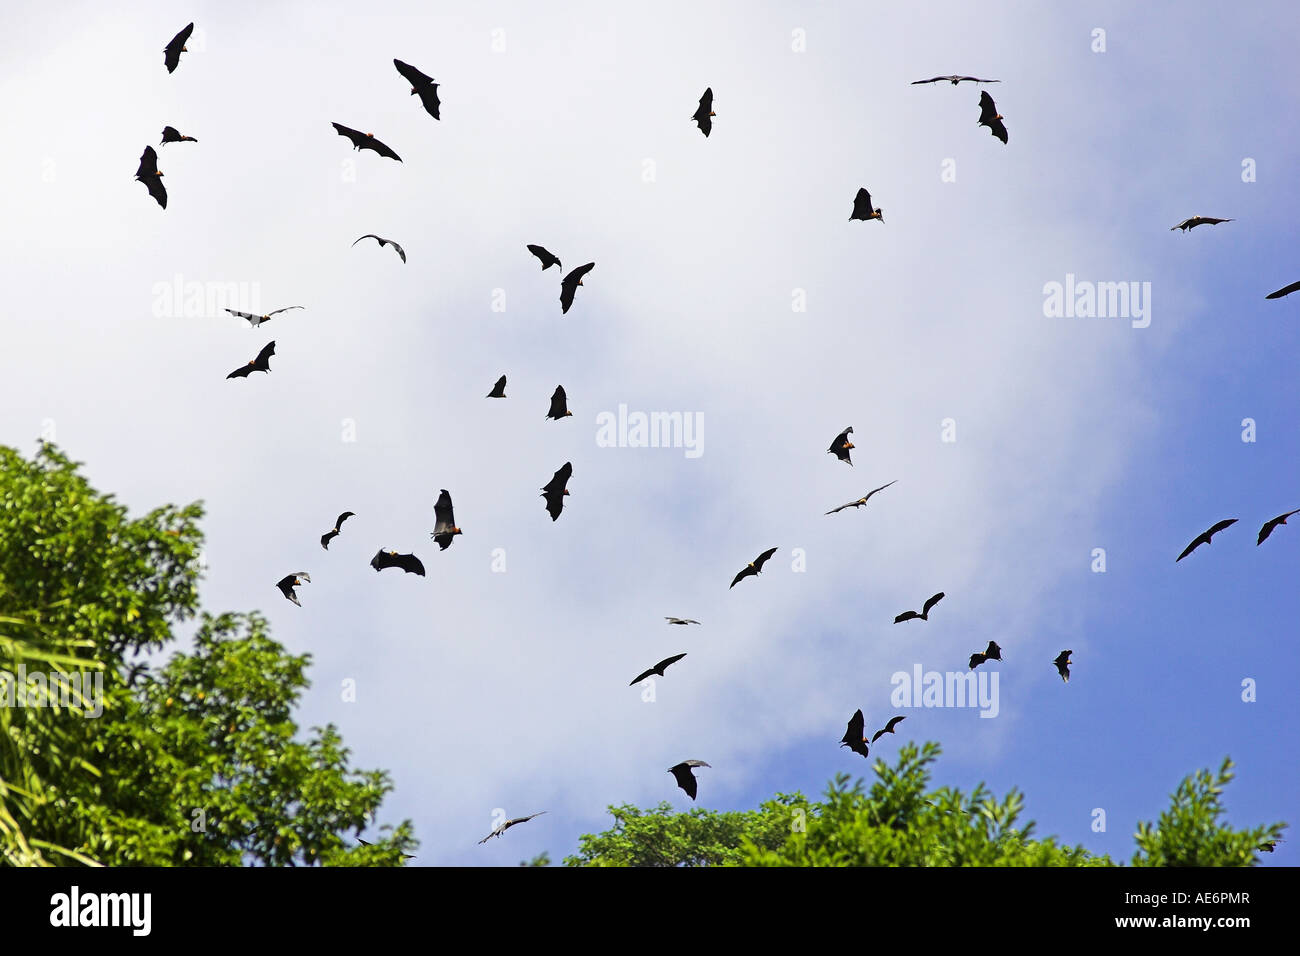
[0,0,1296,865]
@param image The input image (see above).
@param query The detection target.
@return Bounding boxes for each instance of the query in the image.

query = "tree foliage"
[0,443,415,865]
[567,742,1285,867]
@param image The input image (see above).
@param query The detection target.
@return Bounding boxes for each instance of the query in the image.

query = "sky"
[0,0,1296,865]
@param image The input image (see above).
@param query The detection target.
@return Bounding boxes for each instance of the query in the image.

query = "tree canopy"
[0,443,415,866]
[564,742,1285,867]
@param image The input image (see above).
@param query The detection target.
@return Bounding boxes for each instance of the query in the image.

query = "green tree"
[0,443,415,865]
[1131,757,1279,867]
[566,742,1285,867]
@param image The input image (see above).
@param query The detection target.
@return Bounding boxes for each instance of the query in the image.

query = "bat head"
[367,132,375,138]
[563,489,570,496]
[844,441,854,449]
[710,110,716,116]
[875,209,884,221]
[410,88,418,94]
[565,410,573,417]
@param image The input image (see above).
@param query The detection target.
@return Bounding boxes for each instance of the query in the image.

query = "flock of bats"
[128,24,1295,850]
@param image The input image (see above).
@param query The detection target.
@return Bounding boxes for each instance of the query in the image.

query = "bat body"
[1171,216,1233,232]
[276,572,310,606]
[393,59,441,120]
[894,592,945,623]
[353,234,406,262]
[692,87,716,137]
[560,263,595,314]
[227,341,275,379]
[828,426,855,464]
[1258,509,1300,545]
[487,375,507,398]
[630,653,687,685]
[541,462,572,521]
[164,22,193,73]
[665,617,700,625]
[730,547,778,588]
[969,640,1003,670]
[871,715,906,744]
[669,760,710,800]
[370,549,426,576]
[912,75,1000,86]
[332,123,402,162]
[978,91,1008,144]
[320,511,355,550]
[1053,650,1072,683]
[160,126,197,144]
[135,146,167,208]
[527,244,561,271]
[478,811,546,844]
[850,188,883,222]
[1176,518,1238,561]
[841,709,869,758]
[546,385,572,420]
[826,480,897,515]
[224,306,303,328]
[431,489,462,550]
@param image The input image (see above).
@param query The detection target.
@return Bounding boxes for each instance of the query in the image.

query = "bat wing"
[416,85,441,120]
[693,88,713,136]
[863,479,898,501]
[729,566,754,589]
[332,122,366,148]
[841,709,865,746]
[527,245,561,270]
[161,126,181,143]
[394,58,434,88]
[978,91,997,122]
[226,364,253,379]
[850,188,873,220]
[253,341,276,370]
[894,611,920,623]
[145,174,168,208]
[164,23,193,73]
[669,764,698,799]
[1176,534,1206,561]
[541,463,571,497]
[911,77,944,85]
[559,263,596,313]
[969,653,985,670]
[224,309,258,326]
[321,529,338,549]
[656,653,687,673]
[136,146,159,178]
[985,641,1002,658]
[752,547,778,571]
[335,511,355,530]
[267,306,304,318]
[397,553,426,576]
[962,77,999,84]
[629,667,656,686]
[363,136,402,162]
[488,375,507,397]
[922,592,945,616]
[547,386,569,418]
[884,715,905,733]
[987,116,1008,144]
[1207,518,1239,537]
[433,490,457,536]
[1266,280,1300,299]
[825,501,858,514]
[1258,509,1300,544]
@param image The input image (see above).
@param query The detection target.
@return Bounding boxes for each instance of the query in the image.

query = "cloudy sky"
[1,0,1296,865]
